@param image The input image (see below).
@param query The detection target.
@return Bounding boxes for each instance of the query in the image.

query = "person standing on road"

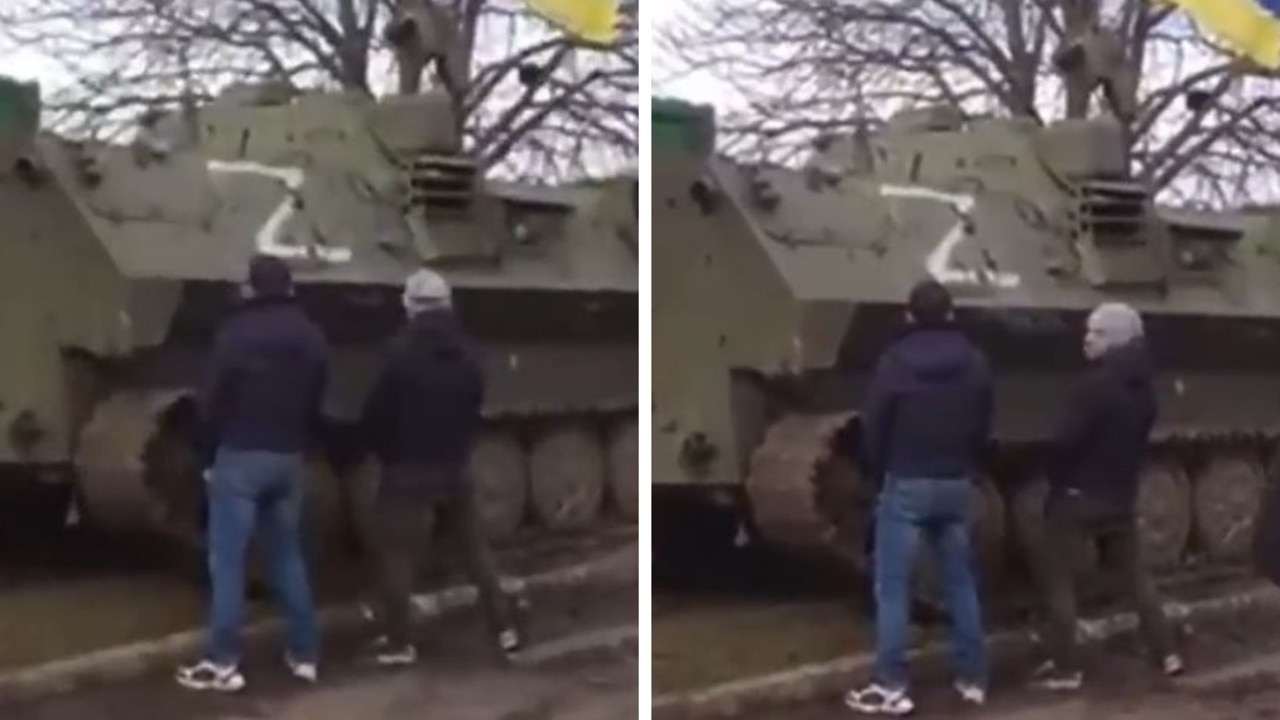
[177,254,328,693]
[1028,302,1183,690]
[845,279,993,716]
[358,268,522,666]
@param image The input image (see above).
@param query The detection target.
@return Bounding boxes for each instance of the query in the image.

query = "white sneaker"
[376,643,418,667]
[844,683,914,715]
[954,681,986,706]
[1030,660,1083,691]
[285,655,318,683]
[1163,653,1185,677]
[175,660,245,693]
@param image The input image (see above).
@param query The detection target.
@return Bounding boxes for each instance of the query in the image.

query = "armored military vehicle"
[653,95,1279,602]
[0,73,636,565]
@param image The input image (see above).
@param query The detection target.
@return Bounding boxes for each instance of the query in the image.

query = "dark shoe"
[175,660,245,692]
[843,683,914,715]
[364,635,418,667]
[1030,660,1083,691]
[376,643,418,667]
[498,627,522,655]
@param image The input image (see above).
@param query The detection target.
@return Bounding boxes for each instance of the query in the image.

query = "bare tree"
[660,0,1280,206]
[0,0,637,180]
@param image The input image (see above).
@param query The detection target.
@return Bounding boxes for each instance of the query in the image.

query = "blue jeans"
[205,449,319,666]
[873,477,987,690]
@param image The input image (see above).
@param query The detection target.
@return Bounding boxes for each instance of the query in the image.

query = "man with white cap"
[358,267,521,666]
[1029,302,1183,690]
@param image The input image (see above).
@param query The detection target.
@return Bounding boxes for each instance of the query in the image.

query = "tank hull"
[0,79,638,567]
[653,96,1276,614]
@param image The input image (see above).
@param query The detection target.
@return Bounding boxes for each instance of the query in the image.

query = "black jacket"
[861,325,994,484]
[1253,449,1280,586]
[199,296,328,464]
[1047,340,1156,515]
[359,309,485,467]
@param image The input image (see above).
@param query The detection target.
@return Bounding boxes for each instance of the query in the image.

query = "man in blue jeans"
[176,254,328,693]
[845,279,994,715]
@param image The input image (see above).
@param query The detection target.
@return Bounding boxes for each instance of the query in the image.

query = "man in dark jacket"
[845,279,993,716]
[177,254,328,693]
[1028,302,1182,690]
[359,268,520,666]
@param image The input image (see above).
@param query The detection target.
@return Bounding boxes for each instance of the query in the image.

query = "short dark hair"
[907,279,953,326]
[248,254,293,298]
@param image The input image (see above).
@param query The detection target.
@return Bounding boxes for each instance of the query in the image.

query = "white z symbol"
[879,184,1019,289]
[207,160,353,264]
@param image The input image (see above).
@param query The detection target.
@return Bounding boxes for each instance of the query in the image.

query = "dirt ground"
[0,578,638,720]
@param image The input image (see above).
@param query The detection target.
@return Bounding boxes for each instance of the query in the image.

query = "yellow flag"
[524,0,620,45]
[1159,0,1280,68]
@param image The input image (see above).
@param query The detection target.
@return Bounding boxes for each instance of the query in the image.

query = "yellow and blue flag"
[1160,0,1280,68]
[524,0,620,45]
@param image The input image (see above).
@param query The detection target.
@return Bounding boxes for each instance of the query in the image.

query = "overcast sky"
[650,0,742,106]
[2,44,70,88]
[649,0,1215,108]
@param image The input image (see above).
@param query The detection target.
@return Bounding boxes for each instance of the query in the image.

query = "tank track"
[744,412,1276,616]
[72,390,202,545]
[73,391,638,570]
[744,412,858,553]
[342,410,638,556]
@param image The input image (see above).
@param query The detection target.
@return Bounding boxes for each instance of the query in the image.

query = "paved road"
[745,637,1280,720]
[734,595,1280,720]
[746,662,1280,720]
[0,572,638,719]
[0,645,637,720]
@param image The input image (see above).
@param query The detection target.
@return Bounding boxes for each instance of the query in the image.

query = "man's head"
[402,267,452,317]
[1084,302,1143,360]
[906,278,954,327]
[245,254,293,299]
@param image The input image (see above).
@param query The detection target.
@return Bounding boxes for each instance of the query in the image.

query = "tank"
[0,74,637,565]
[653,95,1280,607]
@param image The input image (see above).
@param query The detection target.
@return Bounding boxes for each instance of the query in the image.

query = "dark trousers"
[1030,492,1174,672]
[373,462,514,647]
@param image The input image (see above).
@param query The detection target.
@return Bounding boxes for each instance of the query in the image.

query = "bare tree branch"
[660,0,1280,205]
[0,0,636,180]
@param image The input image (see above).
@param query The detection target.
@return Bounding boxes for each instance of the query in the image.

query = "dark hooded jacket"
[1252,449,1280,585]
[861,325,994,484]
[359,308,485,468]
[1047,339,1157,515]
[199,296,328,465]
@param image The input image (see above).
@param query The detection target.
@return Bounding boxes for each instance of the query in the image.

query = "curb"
[1174,648,1280,691]
[0,542,637,704]
[651,583,1280,719]
[510,624,638,668]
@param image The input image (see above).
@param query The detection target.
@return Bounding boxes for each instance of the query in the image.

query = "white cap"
[402,267,452,315]
[1087,302,1144,349]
